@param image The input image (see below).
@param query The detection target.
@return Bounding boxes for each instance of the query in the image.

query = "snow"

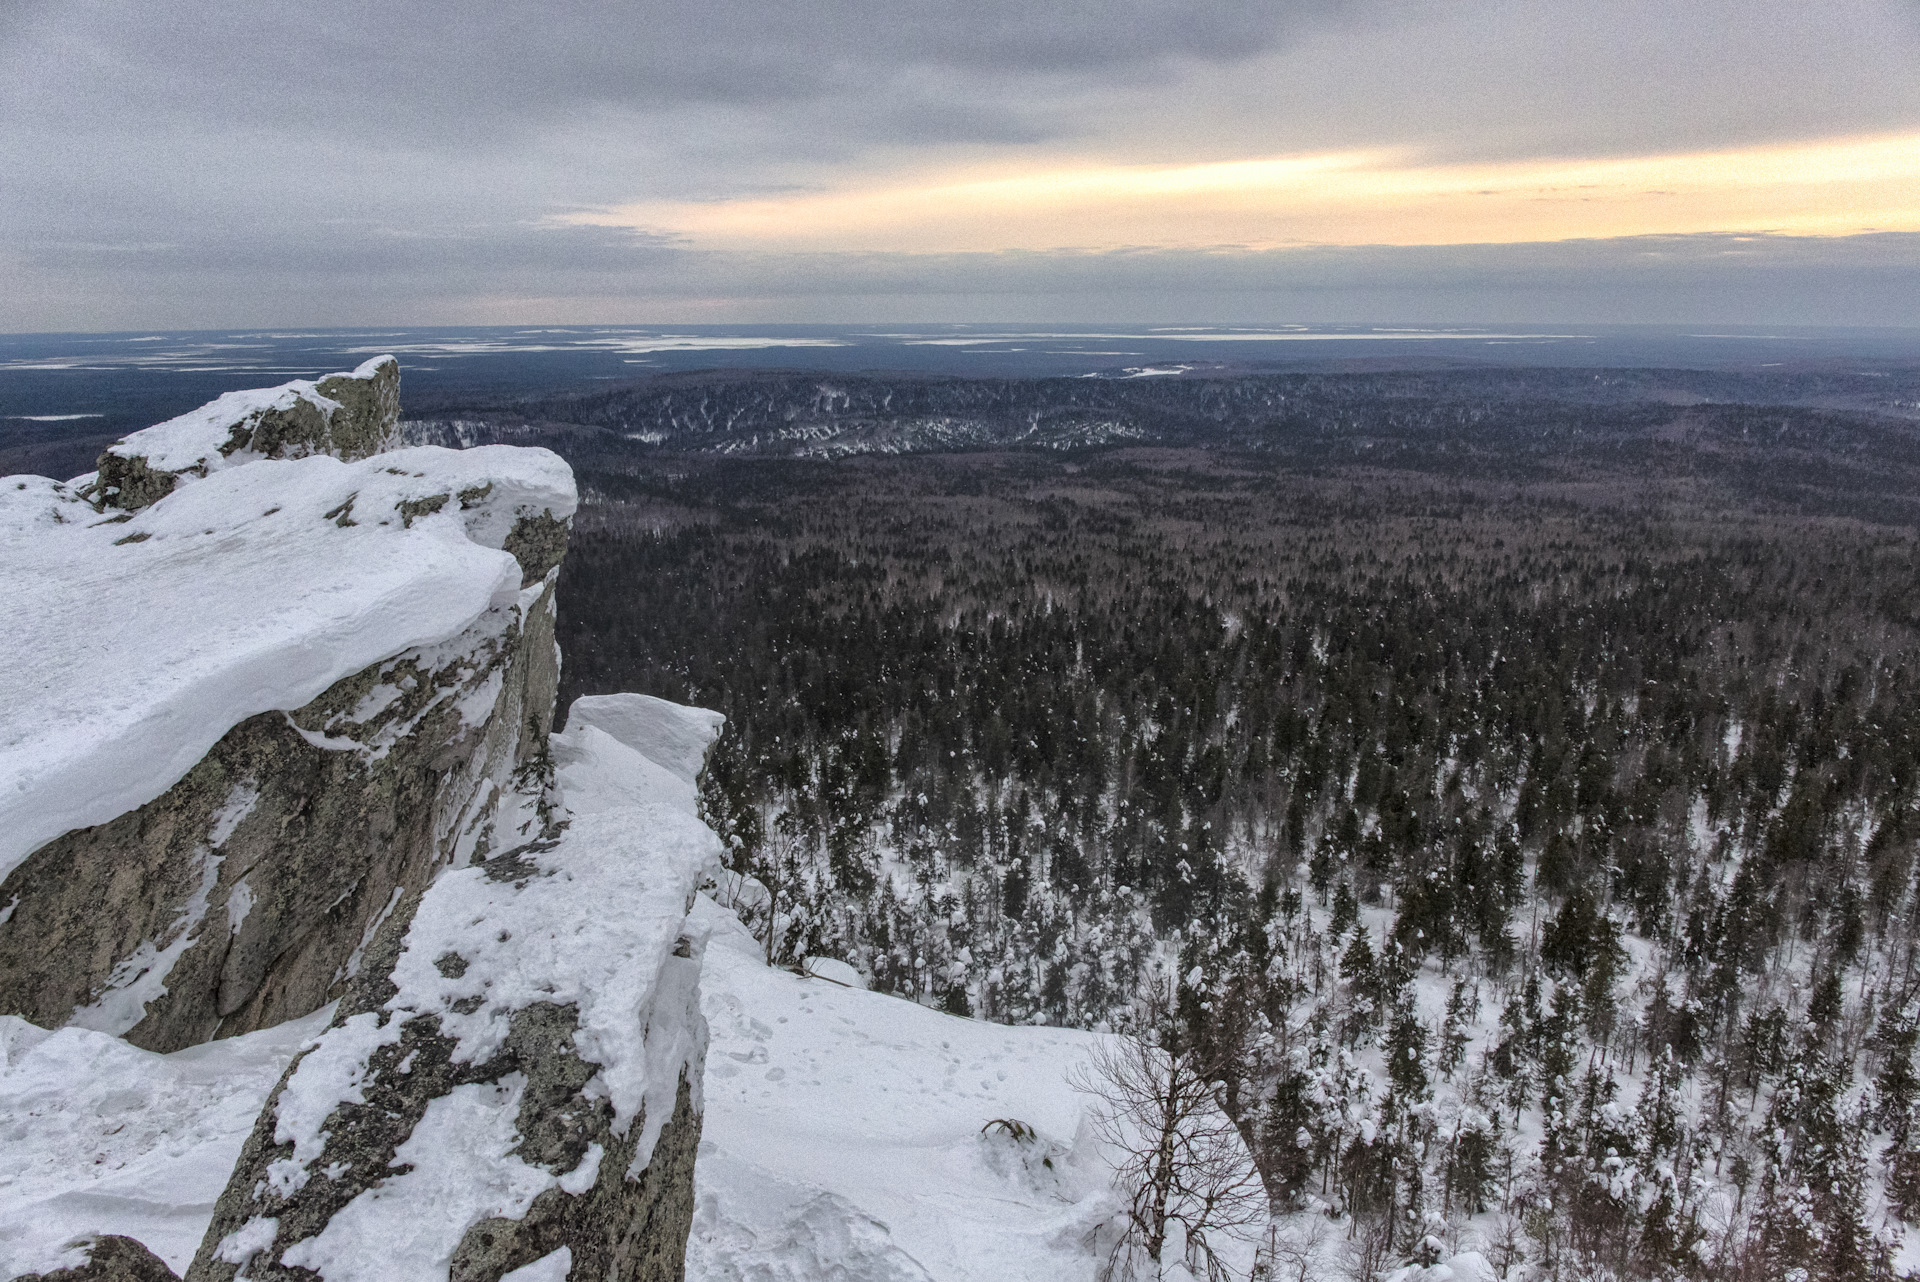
[271,1011,406,1174]
[564,693,727,788]
[375,719,716,1147]
[689,894,1120,1282]
[210,697,718,1275]
[276,1076,560,1279]
[1386,1251,1499,1282]
[0,443,576,883]
[800,956,868,989]
[501,1247,572,1281]
[0,1004,335,1277]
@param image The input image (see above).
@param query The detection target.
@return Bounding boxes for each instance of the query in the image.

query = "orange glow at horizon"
[568,132,1920,252]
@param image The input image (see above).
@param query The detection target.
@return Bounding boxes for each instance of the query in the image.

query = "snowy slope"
[689,895,1118,1282]
[0,1006,336,1277]
[0,443,575,881]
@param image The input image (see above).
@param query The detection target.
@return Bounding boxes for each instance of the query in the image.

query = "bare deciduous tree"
[1253,1215,1330,1282]
[1072,1028,1268,1281]
[1336,1214,1395,1282]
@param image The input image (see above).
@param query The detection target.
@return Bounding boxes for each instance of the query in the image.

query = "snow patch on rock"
[382,720,715,1145]
[276,1075,556,1278]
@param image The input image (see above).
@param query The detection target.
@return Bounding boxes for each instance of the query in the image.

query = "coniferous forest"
[540,370,1920,1281]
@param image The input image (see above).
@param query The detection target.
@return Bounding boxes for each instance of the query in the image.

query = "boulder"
[93,357,401,512]
[12,1235,182,1282]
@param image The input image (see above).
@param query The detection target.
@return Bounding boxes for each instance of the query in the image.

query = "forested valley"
[546,370,1920,1281]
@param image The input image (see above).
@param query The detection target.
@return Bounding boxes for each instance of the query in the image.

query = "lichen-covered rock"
[11,1235,183,1282]
[93,357,400,512]
[187,701,719,1282]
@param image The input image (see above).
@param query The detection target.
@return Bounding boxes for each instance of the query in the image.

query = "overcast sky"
[4,0,1918,329]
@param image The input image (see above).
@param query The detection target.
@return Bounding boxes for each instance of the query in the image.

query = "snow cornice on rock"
[0,371,576,884]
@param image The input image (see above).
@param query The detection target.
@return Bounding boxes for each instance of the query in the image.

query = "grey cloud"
[2,1,1337,141]
[0,0,1358,250]
[4,0,1918,332]
[7,228,1916,330]
[1095,0,1920,165]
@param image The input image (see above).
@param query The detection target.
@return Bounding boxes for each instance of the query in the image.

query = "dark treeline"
[558,440,1920,1280]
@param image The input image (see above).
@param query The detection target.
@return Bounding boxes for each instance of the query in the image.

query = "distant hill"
[403,365,1920,524]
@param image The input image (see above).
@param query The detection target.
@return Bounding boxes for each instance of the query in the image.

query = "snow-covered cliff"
[0,360,1173,1282]
[0,364,714,1281]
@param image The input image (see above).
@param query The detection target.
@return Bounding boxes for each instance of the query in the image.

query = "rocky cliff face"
[188,703,716,1282]
[0,541,561,1055]
[0,356,565,1055]
[0,365,714,1281]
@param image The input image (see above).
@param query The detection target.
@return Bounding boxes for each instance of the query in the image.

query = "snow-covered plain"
[0,442,575,882]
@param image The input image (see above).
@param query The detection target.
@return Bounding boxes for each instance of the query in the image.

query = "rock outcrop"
[0,433,572,1054]
[93,356,401,512]
[0,563,561,1052]
[12,1235,182,1282]
[189,704,716,1282]
[0,365,715,1281]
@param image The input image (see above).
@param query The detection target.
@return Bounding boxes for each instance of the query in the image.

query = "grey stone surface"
[503,510,571,586]
[449,1074,703,1282]
[311,361,403,462]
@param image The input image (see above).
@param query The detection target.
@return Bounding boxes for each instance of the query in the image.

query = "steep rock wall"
[0,567,559,1053]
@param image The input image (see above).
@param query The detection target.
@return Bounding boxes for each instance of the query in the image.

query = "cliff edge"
[0,362,714,1282]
